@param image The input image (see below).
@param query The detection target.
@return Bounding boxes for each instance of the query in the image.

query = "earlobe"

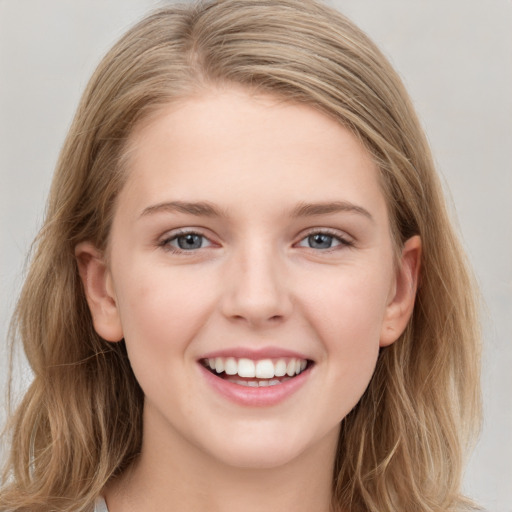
[75,242,124,342]
[380,235,421,347]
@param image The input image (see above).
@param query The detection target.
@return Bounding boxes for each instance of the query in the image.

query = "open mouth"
[200,357,313,388]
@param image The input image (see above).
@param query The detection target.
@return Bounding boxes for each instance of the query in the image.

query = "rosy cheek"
[310,272,386,328]
[118,271,212,350]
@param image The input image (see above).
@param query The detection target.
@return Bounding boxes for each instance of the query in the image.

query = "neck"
[105,407,339,512]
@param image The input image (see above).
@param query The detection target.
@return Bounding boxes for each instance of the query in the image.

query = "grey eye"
[307,233,335,249]
[296,232,348,250]
[174,233,207,250]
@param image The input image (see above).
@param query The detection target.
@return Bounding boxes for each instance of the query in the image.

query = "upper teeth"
[204,357,308,379]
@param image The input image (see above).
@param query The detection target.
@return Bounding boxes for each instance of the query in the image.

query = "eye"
[161,231,213,252]
[296,231,352,250]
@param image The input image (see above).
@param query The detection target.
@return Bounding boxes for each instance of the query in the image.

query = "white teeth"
[224,357,237,375]
[229,378,291,387]
[205,356,309,380]
[238,358,256,378]
[274,359,287,377]
[255,359,275,378]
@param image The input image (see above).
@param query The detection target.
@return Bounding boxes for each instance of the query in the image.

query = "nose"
[220,245,293,328]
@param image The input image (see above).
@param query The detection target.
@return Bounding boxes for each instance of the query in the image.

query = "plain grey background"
[1,1,511,510]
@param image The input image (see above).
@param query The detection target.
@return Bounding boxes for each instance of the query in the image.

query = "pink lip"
[198,363,312,407]
[199,346,311,361]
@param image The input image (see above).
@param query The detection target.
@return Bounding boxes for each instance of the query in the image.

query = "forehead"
[118,87,387,223]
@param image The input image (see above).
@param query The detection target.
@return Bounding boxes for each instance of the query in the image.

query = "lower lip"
[199,364,311,407]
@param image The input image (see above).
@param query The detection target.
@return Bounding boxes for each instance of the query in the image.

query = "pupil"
[309,234,332,249]
[178,234,202,250]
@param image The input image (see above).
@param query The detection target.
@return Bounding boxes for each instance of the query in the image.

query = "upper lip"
[198,346,312,361]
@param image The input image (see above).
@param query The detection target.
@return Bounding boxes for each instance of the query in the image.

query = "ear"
[75,242,124,342]
[380,235,421,347]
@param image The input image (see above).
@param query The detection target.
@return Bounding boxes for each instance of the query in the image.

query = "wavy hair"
[1,1,481,511]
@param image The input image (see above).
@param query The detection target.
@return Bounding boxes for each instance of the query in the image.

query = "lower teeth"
[230,378,290,387]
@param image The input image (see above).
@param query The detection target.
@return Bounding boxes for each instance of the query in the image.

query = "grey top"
[94,497,109,512]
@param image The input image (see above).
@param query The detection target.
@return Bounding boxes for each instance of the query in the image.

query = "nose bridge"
[221,237,291,326]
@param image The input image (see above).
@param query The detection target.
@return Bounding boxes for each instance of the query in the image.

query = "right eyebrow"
[140,201,225,218]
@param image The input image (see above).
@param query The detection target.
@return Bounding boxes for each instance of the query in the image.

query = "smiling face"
[77,88,420,472]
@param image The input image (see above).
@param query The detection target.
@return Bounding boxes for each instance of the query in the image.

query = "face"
[77,88,419,471]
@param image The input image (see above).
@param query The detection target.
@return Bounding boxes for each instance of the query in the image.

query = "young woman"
[0,1,481,511]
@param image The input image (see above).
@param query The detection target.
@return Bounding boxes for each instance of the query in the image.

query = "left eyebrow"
[291,201,374,222]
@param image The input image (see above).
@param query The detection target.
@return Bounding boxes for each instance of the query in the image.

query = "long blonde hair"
[1,1,481,511]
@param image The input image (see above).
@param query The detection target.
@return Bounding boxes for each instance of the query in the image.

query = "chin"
[208,441,306,470]
[197,422,337,471]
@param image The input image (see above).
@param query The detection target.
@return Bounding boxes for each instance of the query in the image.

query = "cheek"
[298,262,392,393]
[305,265,390,343]
[111,264,218,415]
[112,261,217,361]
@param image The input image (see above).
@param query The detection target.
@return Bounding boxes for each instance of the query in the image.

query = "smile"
[200,356,313,392]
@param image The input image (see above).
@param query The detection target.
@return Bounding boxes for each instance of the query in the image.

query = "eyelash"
[158,228,354,254]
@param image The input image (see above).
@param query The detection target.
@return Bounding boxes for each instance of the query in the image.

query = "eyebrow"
[140,200,373,221]
[140,201,225,218]
[291,201,373,221]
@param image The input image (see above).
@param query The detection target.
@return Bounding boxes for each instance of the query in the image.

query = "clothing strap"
[94,496,109,512]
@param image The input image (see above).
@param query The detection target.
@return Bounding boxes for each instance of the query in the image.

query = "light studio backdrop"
[1,1,511,510]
